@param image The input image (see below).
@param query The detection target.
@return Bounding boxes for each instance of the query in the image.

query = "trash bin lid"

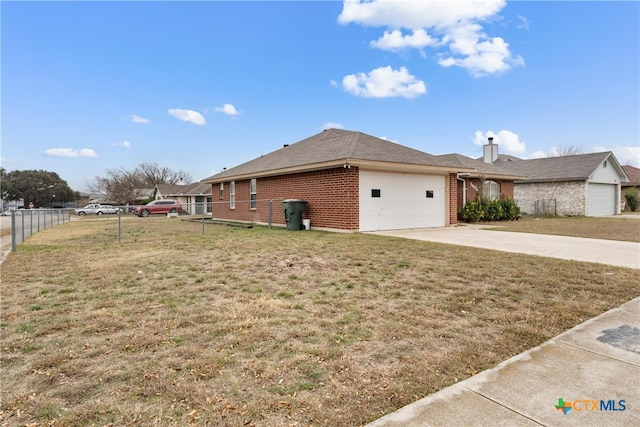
[282,199,307,203]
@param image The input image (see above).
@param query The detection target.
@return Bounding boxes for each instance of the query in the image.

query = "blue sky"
[2,0,639,191]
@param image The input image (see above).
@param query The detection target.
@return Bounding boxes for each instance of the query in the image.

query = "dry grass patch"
[481,216,640,242]
[1,218,638,426]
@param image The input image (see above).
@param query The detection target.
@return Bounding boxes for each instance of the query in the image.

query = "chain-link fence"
[4,209,74,252]
[2,198,315,255]
[2,200,290,253]
[516,199,557,217]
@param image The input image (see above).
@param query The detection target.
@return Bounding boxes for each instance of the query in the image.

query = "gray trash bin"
[282,199,308,231]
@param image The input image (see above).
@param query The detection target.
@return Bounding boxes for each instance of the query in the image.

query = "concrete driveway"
[368,224,640,269]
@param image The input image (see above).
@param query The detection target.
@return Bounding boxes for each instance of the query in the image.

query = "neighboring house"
[621,165,640,192]
[154,182,212,215]
[621,165,640,210]
[201,129,522,232]
[487,150,629,216]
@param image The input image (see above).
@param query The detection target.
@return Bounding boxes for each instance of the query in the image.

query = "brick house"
[488,151,629,216]
[201,129,522,231]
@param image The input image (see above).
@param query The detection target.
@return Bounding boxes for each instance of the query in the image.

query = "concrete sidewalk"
[367,297,640,427]
[369,225,640,269]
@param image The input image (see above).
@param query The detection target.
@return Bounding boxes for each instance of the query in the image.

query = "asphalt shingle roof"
[203,129,489,182]
[156,182,211,196]
[493,152,615,182]
[622,165,640,186]
[436,153,526,178]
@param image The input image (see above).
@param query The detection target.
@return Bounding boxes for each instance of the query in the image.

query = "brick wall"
[211,167,360,230]
[456,177,516,206]
[514,180,587,216]
[449,173,458,225]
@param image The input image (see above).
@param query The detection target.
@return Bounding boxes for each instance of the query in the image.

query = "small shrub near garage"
[624,187,638,212]
[460,196,520,223]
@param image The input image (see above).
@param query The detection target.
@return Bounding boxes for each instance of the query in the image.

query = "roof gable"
[496,152,626,182]
[202,129,472,182]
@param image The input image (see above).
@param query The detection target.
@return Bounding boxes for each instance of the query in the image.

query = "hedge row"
[460,196,521,223]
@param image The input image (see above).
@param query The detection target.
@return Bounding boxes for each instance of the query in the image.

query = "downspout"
[456,173,467,206]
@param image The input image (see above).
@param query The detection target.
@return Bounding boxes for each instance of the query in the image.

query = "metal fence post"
[268,199,272,229]
[37,209,41,232]
[21,210,25,243]
[11,210,16,252]
[118,210,121,244]
[202,202,205,235]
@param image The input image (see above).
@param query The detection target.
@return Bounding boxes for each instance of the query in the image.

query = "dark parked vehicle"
[134,200,183,217]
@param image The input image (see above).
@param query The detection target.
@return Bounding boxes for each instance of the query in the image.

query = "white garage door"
[359,171,445,231]
[588,183,616,216]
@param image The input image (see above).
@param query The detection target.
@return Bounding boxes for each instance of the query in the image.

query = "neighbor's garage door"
[359,171,445,231]
[588,183,616,216]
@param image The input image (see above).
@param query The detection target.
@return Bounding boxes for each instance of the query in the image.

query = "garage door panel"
[588,183,616,216]
[359,171,445,231]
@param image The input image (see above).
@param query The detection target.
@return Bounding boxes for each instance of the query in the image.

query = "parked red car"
[134,200,183,217]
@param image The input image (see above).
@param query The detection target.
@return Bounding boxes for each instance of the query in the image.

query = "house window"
[250,179,257,209]
[219,183,224,200]
[483,180,500,201]
[371,189,381,198]
[230,181,235,209]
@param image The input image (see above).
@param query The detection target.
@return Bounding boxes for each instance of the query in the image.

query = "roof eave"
[464,172,527,180]
[201,159,476,184]
[515,177,588,183]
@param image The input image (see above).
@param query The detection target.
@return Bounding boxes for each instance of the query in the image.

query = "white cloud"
[338,0,506,29]
[338,0,523,77]
[473,130,526,154]
[439,35,524,78]
[595,145,640,168]
[111,140,132,148]
[517,15,531,30]
[130,115,150,124]
[214,103,240,116]
[45,148,98,158]
[329,79,339,88]
[370,29,439,54]
[342,66,426,98]
[323,122,344,130]
[168,108,206,125]
[0,156,16,164]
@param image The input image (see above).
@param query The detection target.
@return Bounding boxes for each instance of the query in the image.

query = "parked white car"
[1,209,21,216]
[75,204,121,216]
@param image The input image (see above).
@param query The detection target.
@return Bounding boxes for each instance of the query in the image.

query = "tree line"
[1,163,192,207]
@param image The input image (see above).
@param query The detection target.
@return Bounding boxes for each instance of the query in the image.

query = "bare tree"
[136,163,192,187]
[546,144,586,157]
[86,163,193,205]
[87,168,146,205]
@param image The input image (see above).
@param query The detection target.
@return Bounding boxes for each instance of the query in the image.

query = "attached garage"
[588,183,617,216]
[359,170,445,231]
